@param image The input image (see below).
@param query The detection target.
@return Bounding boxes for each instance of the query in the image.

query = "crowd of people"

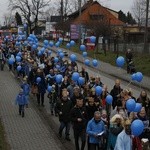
[0,34,150,150]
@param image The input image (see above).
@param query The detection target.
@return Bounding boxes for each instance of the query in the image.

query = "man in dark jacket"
[110,79,123,109]
[70,98,88,150]
[55,90,73,141]
[35,68,46,106]
[126,49,133,73]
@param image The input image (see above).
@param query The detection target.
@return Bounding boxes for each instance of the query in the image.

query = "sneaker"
[19,111,21,115]
[22,112,24,117]
[51,111,54,115]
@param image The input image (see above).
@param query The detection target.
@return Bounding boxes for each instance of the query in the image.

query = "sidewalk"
[0,67,65,150]
[51,46,150,92]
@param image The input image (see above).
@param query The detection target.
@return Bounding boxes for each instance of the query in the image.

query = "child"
[15,88,27,117]
[21,76,30,107]
[47,85,57,115]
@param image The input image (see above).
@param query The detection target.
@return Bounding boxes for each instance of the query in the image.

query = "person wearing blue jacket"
[86,111,106,150]
[15,88,28,117]
[21,76,30,107]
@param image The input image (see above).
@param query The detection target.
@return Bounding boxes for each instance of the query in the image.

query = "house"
[67,0,124,44]
[68,0,124,26]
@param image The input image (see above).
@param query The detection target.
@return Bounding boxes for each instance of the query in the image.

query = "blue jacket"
[15,92,27,105]
[21,83,30,95]
[86,118,105,144]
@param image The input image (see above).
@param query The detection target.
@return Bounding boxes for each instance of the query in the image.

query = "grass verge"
[61,43,150,77]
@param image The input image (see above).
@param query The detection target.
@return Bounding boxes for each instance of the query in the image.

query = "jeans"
[19,105,25,116]
[36,93,45,105]
[73,129,86,150]
[59,121,71,136]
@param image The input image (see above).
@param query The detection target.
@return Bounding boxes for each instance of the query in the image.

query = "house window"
[90,14,104,20]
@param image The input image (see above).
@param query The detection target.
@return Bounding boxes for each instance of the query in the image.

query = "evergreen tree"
[15,12,23,26]
[118,10,136,25]
[118,10,127,23]
[127,12,136,24]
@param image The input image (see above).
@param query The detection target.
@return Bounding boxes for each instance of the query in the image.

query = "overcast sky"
[0,0,134,25]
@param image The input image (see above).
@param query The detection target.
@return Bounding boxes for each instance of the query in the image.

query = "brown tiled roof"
[68,1,124,26]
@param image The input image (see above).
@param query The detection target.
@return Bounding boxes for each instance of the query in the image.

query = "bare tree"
[3,12,14,27]
[9,0,51,34]
[86,16,112,56]
[132,0,147,26]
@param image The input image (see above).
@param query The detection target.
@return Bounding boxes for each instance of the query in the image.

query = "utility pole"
[78,0,82,45]
[143,0,149,53]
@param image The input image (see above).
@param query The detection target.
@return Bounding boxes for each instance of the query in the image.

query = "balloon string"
[139,83,142,91]
[125,80,132,88]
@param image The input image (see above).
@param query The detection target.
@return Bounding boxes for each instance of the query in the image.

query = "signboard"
[85,37,95,50]
[70,24,79,40]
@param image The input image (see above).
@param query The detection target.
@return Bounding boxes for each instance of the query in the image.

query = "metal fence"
[98,43,150,54]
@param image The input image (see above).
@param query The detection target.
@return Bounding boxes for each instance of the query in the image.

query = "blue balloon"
[38,50,42,56]
[29,41,33,46]
[90,36,96,43]
[18,37,22,41]
[36,77,41,83]
[106,95,113,104]
[18,31,23,35]
[116,56,125,67]
[126,98,136,112]
[59,38,63,42]
[59,52,64,58]
[72,72,80,81]
[47,86,52,92]
[16,56,21,62]
[95,86,102,96]
[78,77,85,85]
[135,72,143,82]
[70,40,75,46]
[17,52,22,57]
[82,52,87,58]
[27,37,32,41]
[131,119,144,136]
[92,59,98,67]
[8,58,14,65]
[80,45,86,51]
[17,65,22,71]
[131,73,136,81]
[16,41,21,46]
[56,74,63,83]
[84,59,90,66]
[40,47,45,54]
[55,42,60,47]
[56,65,60,69]
[32,44,37,50]
[134,103,142,112]
[22,35,26,40]
[54,57,59,63]
[66,43,71,49]
[70,54,77,62]
[49,41,54,47]
[24,41,28,46]
[44,40,49,45]
[48,50,52,55]
[57,49,63,55]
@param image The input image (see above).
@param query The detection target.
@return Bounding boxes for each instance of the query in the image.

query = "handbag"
[31,85,38,94]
